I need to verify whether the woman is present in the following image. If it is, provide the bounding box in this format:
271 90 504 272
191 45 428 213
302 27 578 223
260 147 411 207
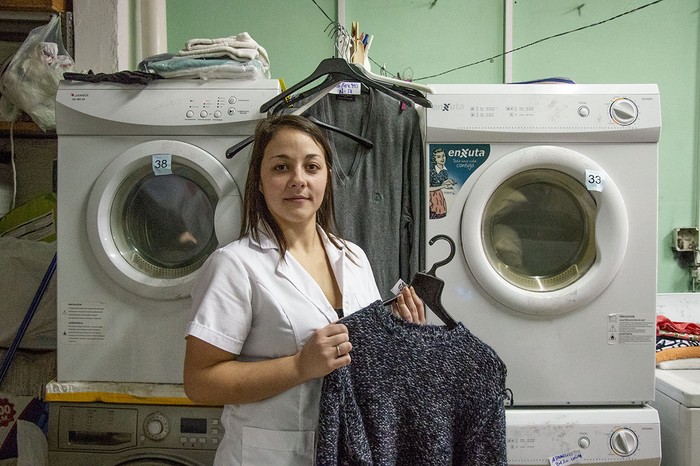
184 115 425 465
429 146 455 219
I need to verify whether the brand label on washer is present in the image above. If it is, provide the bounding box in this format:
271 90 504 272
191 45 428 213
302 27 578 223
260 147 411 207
607 313 654 345
60 302 107 344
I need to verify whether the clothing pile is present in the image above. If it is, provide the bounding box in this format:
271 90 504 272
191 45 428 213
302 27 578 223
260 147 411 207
141 32 270 80
656 314 700 369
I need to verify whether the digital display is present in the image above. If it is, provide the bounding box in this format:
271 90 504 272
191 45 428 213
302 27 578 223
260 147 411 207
180 417 207 434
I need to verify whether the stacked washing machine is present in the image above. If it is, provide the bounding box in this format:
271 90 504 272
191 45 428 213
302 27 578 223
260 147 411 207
51 79 280 464
423 84 662 464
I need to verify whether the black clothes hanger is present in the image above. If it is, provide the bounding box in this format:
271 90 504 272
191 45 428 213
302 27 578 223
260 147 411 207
224 115 373 159
383 234 458 330
268 65 432 114
259 57 414 114
352 65 433 108
307 115 374 149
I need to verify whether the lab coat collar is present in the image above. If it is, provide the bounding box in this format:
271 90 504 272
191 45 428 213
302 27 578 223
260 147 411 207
251 224 345 323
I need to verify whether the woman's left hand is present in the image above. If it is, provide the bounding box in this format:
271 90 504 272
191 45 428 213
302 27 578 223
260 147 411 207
392 286 426 324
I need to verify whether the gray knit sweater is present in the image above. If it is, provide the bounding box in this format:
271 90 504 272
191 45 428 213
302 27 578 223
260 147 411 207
316 301 507 465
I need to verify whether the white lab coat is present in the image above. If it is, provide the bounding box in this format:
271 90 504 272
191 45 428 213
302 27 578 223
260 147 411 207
188 225 381 465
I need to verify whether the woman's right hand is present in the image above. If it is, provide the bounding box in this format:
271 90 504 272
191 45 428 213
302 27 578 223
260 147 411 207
295 323 352 381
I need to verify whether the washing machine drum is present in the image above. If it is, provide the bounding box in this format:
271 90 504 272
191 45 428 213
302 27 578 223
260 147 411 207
116 167 218 278
87 140 241 300
482 168 597 293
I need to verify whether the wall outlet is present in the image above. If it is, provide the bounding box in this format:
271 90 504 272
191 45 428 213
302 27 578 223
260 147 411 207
672 227 699 252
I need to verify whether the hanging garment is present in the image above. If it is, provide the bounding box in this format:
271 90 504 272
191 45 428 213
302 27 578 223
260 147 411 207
316 301 507 465
300 88 424 299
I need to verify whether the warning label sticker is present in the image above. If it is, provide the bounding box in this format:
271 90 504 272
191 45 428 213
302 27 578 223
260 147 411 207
607 313 654 345
61 302 107 344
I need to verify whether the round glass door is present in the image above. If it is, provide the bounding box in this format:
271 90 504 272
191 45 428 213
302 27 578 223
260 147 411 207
482 169 597 292
87 140 239 300
113 165 218 279
461 145 628 316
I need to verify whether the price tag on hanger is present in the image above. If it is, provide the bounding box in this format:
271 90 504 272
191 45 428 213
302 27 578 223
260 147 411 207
152 154 172 176
330 81 362 95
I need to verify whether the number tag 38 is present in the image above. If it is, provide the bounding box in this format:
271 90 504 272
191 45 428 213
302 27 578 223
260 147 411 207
152 154 173 176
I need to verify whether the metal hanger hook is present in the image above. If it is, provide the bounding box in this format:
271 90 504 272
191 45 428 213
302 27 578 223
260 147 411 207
426 234 455 276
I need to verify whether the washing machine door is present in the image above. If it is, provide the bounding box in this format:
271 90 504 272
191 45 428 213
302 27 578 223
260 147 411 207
461 145 628 316
87 140 241 300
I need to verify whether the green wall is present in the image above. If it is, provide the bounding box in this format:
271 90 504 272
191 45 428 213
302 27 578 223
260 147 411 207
167 0 700 293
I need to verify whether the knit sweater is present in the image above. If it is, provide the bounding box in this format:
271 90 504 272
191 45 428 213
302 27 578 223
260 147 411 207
316 301 507 465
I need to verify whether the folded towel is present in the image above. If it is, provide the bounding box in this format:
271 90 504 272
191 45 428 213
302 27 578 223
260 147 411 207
177 32 269 67
656 346 700 363
657 358 700 369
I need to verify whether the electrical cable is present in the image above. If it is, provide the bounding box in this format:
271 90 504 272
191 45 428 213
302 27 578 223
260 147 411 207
310 0 666 82
415 0 666 81
9 120 16 211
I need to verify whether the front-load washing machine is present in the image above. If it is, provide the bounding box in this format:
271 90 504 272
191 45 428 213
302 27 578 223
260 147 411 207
424 84 661 406
48 401 223 465
55 79 280 383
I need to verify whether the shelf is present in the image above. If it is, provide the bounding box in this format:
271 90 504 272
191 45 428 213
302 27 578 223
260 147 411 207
0 120 55 138
0 0 68 13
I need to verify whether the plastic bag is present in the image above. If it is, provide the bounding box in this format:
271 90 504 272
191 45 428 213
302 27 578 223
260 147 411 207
0 15 74 131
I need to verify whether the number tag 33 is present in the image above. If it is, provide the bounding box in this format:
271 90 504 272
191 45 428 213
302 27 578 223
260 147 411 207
585 169 605 192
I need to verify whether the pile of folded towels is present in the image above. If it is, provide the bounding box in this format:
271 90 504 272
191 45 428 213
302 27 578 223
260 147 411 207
143 32 270 80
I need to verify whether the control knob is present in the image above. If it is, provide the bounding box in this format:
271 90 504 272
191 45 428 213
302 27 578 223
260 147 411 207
144 412 170 441
609 98 638 126
610 427 638 456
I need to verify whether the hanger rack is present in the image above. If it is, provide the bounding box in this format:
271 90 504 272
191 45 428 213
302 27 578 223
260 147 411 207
383 234 458 329
259 57 416 114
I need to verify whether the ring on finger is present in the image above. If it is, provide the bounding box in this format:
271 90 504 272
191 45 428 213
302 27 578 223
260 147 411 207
336 344 342 357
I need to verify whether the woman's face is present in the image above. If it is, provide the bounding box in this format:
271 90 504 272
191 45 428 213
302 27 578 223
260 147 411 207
434 150 446 166
259 127 329 230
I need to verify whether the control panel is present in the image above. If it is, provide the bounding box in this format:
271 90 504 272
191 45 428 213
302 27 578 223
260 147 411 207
505 407 660 464
426 84 661 143
55 79 281 133
51 402 224 452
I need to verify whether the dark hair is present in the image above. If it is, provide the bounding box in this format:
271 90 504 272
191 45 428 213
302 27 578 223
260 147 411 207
240 115 347 258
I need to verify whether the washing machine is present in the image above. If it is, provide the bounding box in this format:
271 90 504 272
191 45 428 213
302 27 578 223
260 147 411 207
424 84 661 406
651 369 700 466
55 79 280 383
48 401 223 465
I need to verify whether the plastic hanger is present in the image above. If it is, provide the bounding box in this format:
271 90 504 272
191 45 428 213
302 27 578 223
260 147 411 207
383 234 458 329
259 57 414 114
225 115 373 159
357 65 435 96
226 82 373 159
269 63 433 113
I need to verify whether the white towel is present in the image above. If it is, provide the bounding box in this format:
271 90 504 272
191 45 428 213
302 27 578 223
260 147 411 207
177 32 269 66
